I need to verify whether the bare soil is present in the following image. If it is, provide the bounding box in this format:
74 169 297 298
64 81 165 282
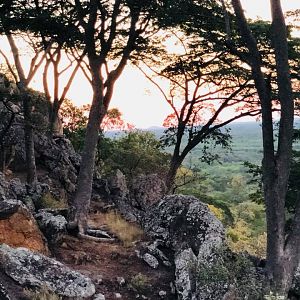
53 211 175 300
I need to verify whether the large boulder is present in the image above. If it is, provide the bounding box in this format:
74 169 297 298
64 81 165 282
0 199 49 254
35 210 67 245
143 194 225 300
0 244 96 298
34 135 80 195
144 194 225 253
129 174 166 210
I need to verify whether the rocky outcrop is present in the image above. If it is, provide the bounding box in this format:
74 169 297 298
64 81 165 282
0 244 96 298
34 135 80 195
143 194 225 300
109 170 143 222
0 199 49 254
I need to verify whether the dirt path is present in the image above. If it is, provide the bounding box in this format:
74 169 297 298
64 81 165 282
53 212 175 300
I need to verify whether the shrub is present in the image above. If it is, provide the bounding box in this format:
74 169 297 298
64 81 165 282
128 273 151 293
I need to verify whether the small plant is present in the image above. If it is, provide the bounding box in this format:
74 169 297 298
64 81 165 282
39 192 67 209
128 273 151 293
24 286 62 300
264 291 286 300
197 261 229 284
104 211 144 247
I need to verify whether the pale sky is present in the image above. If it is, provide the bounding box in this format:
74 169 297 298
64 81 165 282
1 1 299 128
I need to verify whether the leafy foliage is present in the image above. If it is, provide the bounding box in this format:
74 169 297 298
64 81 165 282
100 130 171 181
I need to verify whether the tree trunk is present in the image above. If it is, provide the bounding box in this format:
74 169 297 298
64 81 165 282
71 64 105 233
165 156 183 193
49 99 61 136
265 0 295 296
0 146 5 173
230 0 296 297
22 92 37 186
5 33 37 186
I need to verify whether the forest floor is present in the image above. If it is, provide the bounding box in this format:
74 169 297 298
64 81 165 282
53 207 175 300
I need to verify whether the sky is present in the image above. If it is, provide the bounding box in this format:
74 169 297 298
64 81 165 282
1 1 299 128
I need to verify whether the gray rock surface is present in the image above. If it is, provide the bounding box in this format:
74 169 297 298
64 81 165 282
109 170 143 222
0 283 11 300
94 293 106 300
34 135 80 195
291 265 300 297
144 194 225 253
143 253 159 269
0 244 95 298
35 210 67 244
130 174 166 209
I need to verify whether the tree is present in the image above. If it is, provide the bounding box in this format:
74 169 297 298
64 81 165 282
228 0 297 296
100 130 171 181
66 0 159 233
2 0 85 136
160 0 300 295
10 0 159 233
42 45 84 136
0 73 18 172
137 32 260 191
0 1 48 185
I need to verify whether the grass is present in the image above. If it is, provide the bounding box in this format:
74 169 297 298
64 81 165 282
104 211 144 247
128 273 151 293
24 287 62 300
39 192 68 209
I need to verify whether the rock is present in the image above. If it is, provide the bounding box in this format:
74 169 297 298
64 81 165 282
5 116 80 199
144 194 225 253
94 293 106 300
115 292 122 299
194 250 264 300
6 178 27 201
158 290 167 298
116 276 126 286
130 174 166 209
0 172 7 200
146 240 172 267
95 274 104 285
144 195 225 300
0 244 96 298
34 135 80 195
174 248 197 300
0 283 11 300
35 210 67 245
290 265 300 297
142 253 159 269
0 270 31 300
92 178 110 202
0 199 49 254
109 170 143 222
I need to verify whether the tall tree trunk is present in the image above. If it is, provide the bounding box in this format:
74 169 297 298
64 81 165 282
266 0 295 295
22 92 37 185
0 146 5 173
230 0 296 297
6 33 37 186
49 99 61 136
165 156 183 193
71 64 105 233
